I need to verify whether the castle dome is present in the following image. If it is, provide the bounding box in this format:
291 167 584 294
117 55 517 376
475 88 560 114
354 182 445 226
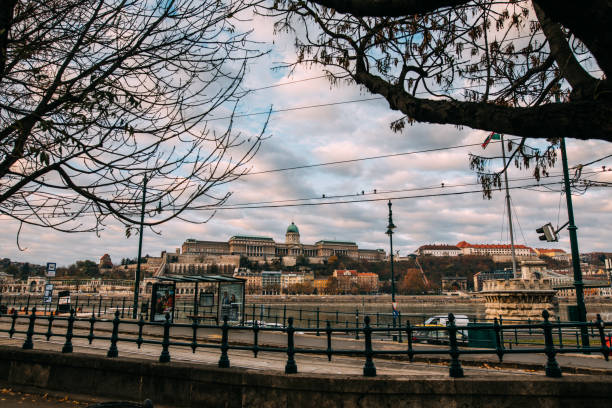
286 222 299 234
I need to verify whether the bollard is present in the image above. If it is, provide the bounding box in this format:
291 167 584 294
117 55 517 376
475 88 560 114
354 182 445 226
87 311 96 344
542 310 562 377
595 314 609 361
159 313 171 363
218 316 230 368
107 310 120 357
62 309 75 353
326 321 332 361
447 313 464 378
285 317 297 374
22 307 37 350
363 316 376 377
46 312 55 341
137 314 145 349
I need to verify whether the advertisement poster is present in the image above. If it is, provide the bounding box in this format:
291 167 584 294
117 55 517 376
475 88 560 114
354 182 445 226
199 292 215 308
151 283 175 322
43 284 54 304
58 290 70 313
219 283 243 322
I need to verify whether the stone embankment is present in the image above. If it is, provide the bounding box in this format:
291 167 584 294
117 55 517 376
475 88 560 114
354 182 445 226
2 347 611 407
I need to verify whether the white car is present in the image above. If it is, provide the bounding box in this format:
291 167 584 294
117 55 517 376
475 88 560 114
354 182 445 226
415 315 469 343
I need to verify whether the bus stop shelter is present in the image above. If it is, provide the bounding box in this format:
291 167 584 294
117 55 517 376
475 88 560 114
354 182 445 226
154 275 245 325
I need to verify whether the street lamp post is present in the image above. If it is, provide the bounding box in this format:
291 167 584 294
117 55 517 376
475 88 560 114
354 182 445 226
132 175 147 319
386 200 397 339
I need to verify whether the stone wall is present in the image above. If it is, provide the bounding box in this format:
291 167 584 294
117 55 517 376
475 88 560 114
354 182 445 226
1 347 611 407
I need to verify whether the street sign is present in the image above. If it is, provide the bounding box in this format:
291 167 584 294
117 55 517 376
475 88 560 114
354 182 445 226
43 283 54 304
46 262 56 277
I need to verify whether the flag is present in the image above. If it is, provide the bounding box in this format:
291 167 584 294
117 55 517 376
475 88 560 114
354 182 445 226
482 132 501 149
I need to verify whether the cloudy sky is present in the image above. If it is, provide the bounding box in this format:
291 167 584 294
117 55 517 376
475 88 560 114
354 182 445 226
1 11 611 267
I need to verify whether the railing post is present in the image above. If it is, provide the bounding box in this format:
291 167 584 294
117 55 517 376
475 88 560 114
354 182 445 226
137 314 145 349
87 310 96 344
22 307 37 350
121 297 126 318
218 316 230 368
355 309 360 340
398 311 403 343
557 316 564 349
406 321 414 362
283 304 287 328
543 310 562 377
494 317 504 362
98 297 102 317
326 321 332 361
447 313 464 378
46 312 55 341
363 316 376 377
285 317 298 374
316 307 320 336
62 309 75 353
191 314 198 353
252 320 259 358
9 308 18 338
159 313 171 363
596 314 609 361
107 310 120 358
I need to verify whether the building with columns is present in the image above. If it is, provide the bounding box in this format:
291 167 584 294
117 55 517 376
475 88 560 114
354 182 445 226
180 222 385 264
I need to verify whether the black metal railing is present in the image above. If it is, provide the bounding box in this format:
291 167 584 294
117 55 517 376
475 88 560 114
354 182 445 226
0 294 609 349
1 308 610 378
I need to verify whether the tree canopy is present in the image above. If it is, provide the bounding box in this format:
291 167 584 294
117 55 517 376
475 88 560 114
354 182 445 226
263 0 611 141
1 0 266 236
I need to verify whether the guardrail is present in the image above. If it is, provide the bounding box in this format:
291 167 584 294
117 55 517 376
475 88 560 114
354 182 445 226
1 308 610 378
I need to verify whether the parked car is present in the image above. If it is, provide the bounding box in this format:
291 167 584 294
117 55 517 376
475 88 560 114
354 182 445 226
414 314 469 343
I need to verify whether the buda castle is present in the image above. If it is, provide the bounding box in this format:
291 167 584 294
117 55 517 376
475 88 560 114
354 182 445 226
179 222 385 266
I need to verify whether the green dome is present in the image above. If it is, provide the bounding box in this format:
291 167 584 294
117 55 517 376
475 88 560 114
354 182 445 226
286 222 299 234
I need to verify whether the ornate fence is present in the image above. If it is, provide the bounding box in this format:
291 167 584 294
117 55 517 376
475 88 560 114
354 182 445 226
1 308 610 378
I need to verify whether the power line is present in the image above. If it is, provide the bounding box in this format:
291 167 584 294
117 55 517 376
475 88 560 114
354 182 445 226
5 178 600 220
245 138 520 176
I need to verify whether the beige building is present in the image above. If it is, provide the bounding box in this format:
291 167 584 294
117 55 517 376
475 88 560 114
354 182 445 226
457 241 535 257
181 222 384 264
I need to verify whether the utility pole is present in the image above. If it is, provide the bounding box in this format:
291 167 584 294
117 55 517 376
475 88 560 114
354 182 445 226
500 135 518 278
560 137 589 347
386 200 397 339
132 175 147 319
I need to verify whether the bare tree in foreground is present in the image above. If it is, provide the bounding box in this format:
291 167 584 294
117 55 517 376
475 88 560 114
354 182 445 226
0 0 267 237
262 1 611 142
